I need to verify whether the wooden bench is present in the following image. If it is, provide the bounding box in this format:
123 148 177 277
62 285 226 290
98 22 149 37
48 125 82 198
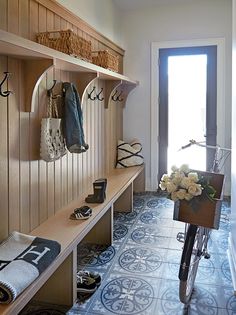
0 165 145 315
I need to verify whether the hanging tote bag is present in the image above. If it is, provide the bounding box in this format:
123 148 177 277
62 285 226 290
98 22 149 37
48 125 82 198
40 93 67 162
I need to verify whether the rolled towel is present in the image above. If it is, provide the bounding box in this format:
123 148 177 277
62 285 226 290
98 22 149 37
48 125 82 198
0 231 61 304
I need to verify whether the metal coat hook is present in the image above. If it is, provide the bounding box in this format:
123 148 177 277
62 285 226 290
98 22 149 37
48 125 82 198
97 88 104 101
47 80 62 99
47 79 57 97
112 90 123 102
111 89 118 101
0 72 12 97
116 90 124 102
88 86 97 101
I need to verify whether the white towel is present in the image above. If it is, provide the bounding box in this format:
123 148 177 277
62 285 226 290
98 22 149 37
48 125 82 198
0 231 61 304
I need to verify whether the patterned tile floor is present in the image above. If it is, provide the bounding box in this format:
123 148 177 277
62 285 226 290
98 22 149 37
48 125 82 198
22 193 234 315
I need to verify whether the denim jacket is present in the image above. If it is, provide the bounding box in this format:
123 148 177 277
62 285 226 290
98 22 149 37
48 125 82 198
62 82 89 153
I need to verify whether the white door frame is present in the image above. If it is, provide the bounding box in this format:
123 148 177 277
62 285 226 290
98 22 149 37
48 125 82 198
150 38 225 190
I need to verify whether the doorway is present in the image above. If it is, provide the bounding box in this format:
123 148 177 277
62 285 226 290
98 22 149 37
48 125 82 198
158 46 217 180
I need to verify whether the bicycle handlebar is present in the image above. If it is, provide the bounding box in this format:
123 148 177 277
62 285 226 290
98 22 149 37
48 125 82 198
179 139 231 152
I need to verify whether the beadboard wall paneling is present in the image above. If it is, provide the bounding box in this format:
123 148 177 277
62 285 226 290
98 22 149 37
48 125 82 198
0 56 9 241
0 0 124 241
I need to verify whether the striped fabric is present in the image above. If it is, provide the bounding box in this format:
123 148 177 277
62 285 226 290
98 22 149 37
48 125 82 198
116 140 144 168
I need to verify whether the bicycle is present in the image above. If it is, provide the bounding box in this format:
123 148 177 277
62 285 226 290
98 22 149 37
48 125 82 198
176 139 231 304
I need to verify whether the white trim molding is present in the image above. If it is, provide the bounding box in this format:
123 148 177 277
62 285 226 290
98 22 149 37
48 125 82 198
151 38 226 191
228 232 236 293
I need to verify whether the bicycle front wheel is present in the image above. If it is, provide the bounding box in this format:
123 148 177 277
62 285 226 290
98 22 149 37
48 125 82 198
179 224 205 304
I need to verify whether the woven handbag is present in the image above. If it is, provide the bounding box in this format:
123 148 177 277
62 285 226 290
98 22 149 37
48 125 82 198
40 94 67 162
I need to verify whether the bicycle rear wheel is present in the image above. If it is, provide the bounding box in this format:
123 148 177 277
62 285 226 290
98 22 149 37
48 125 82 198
179 224 205 304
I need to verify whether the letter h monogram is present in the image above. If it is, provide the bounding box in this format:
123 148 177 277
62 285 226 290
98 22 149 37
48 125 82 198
18 246 50 264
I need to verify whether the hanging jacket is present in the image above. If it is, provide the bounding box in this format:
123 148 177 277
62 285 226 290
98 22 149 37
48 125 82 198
62 82 89 153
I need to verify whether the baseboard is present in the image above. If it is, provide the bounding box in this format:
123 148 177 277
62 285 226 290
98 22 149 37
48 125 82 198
227 233 236 293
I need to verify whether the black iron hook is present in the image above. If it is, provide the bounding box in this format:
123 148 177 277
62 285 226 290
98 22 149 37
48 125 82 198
47 79 57 97
97 88 104 101
111 90 118 101
111 90 123 102
88 86 97 101
116 91 124 102
0 72 12 97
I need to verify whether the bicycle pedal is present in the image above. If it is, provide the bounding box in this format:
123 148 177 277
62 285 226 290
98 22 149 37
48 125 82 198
176 232 185 243
204 253 211 259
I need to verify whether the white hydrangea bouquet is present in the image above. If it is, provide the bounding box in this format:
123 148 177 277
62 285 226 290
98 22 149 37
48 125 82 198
159 164 216 203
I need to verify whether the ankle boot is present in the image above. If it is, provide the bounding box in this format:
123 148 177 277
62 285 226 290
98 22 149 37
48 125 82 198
85 178 107 203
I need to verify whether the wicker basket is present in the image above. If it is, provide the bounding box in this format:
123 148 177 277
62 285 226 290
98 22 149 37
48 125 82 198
173 171 225 229
36 29 92 62
92 50 119 72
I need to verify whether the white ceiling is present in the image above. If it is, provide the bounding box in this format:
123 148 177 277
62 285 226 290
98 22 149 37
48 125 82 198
113 0 194 11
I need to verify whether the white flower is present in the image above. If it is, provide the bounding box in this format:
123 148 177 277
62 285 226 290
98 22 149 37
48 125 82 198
179 164 190 174
172 171 184 185
159 181 167 191
188 172 199 183
171 191 179 201
166 182 177 193
176 189 187 200
161 174 169 182
188 183 202 196
171 165 178 172
181 177 193 189
158 164 212 204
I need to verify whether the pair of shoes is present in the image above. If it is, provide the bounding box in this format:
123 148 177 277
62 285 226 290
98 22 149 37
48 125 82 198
85 178 107 204
70 206 92 220
77 270 101 294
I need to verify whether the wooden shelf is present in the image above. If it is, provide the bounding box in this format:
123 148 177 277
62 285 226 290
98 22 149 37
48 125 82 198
0 30 138 111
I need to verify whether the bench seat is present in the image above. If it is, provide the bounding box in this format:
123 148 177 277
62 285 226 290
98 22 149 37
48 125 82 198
0 165 145 315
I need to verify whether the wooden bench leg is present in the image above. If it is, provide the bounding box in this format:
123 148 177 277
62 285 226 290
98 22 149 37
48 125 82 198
133 167 145 192
33 249 77 306
83 206 113 245
114 183 133 213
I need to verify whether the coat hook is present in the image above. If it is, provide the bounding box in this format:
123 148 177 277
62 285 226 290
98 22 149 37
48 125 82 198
111 90 118 101
0 72 12 97
111 90 123 102
117 91 124 102
97 88 104 101
47 79 57 97
88 86 97 101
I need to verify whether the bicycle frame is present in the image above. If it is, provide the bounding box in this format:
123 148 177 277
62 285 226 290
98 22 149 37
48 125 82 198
177 139 231 304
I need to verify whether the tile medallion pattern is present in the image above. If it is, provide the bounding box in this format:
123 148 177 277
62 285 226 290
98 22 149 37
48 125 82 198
21 194 235 315
101 276 154 314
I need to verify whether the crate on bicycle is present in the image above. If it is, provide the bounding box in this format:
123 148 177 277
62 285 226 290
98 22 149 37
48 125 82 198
159 166 225 229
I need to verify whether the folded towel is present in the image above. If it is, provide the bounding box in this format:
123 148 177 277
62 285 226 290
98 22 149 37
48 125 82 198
0 231 61 304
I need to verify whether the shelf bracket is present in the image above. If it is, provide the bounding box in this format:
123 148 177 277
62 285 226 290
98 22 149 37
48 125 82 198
119 81 137 107
23 59 54 112
104 80 122 108
76 72 98 104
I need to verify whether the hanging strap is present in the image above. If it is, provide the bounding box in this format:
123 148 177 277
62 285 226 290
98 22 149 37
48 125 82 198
47 94 59 118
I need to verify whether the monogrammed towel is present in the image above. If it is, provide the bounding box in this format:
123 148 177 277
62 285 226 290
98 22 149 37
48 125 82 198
0 231 61 304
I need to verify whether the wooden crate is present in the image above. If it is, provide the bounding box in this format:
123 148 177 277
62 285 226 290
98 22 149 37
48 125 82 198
173 171 225 229
92 50 119 72
36 29 92 62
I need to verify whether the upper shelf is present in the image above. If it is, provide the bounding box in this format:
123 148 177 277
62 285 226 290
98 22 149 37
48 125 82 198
0 30 138 90
0 30 138 82
0 30 138 111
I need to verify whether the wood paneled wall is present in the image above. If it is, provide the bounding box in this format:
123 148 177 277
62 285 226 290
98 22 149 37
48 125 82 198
0 0 124 241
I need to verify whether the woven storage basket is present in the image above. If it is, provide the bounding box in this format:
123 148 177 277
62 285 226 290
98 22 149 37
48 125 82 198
92 50 119 72
173 171 224 229
36 29 92 62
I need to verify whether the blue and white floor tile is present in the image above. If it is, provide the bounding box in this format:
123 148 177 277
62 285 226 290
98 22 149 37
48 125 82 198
21 194 235 314
69 194 234 315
